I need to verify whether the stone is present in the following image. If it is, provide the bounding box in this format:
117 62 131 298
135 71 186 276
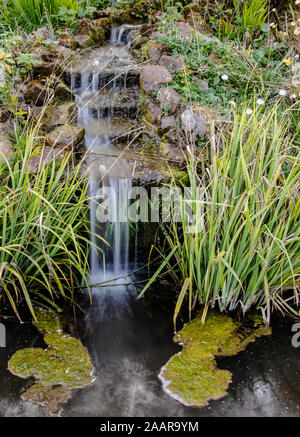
24 81 49 106
75 34 95 49
48 102 77 129
32 62 60 79
181 106 214 141
158 55 185 72
26 147 65 174
47 125 85 149
160 115 176 132
148 43 169 63
160 142 185 164
93 9 122 19
176 22 196 39
149 31 163 40
54 82 73 101
145 99 162 124
140 65 173 93
0 131 14 163
58 34 78 50
157 87 181 113
28 27 50 43
76 18 105 45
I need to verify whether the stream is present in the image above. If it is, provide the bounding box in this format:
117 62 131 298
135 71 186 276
0 26 299 418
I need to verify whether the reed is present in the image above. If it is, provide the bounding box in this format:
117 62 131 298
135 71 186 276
0 123 95 319
141 104 300 326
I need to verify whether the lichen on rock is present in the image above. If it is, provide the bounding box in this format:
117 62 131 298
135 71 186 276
8 307 95 416
159 311 271 408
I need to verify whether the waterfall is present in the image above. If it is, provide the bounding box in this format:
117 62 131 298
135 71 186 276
71 27 140 290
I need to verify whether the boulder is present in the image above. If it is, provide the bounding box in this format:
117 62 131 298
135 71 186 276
157 87 181 113
26 148 65 174
145 99 162 124
24 81 49 106
158 55 185 72
181 106 216 141
140 65 173 93
48 102 77 129
47 126 85 149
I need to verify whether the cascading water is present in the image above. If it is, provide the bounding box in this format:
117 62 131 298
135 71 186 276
72 26 140 291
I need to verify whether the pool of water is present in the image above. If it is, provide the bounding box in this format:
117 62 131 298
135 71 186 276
0 284 299 417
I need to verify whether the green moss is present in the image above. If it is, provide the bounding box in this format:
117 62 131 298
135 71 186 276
8 308 95 415
160 311 271 407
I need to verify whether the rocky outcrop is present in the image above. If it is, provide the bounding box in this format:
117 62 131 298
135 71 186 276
47 126 85 149
140 65 173 93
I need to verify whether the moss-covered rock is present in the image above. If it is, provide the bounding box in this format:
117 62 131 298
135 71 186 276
8 308 95 415
159 311 271 407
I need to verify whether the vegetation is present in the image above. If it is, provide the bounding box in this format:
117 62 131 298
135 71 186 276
141 104 300 324
0 124 93 319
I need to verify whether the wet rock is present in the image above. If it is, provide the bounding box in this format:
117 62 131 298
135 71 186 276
24 80 49 106
58 34 78 50
181 106 215 141
157 87 181 113
148 43 170 63
160 115 176 132
54 82 73 101
93 9 122 19
47 125 85 149
158 55 185 72
48 102 77 129
26 147 65 174
32 62 60 79
140 65 173 93
145 99 162 124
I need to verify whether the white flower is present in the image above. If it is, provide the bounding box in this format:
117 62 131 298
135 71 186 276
257 98 265 106
221 74 228 81
290 94 297 100
295 54 299 60
246 108 253 115
229 100 236 107
279 89 287 96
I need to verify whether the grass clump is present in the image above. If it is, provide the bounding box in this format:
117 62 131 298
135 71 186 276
0 124 94 319
141 104 300 324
